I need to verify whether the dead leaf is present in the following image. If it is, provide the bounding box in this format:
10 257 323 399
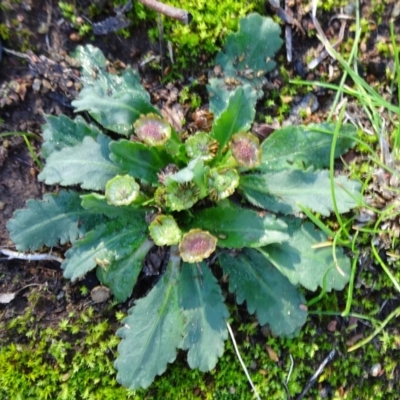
327 320 337 332
0 283 40 304
162 104 184 132
265 345 279 362
0 292 16 304
346 333 363 347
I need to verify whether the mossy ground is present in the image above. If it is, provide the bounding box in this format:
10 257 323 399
1 284 399 399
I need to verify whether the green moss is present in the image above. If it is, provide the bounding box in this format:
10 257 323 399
1 288 399 400
0 23 10 40
139 0 264 75
161 0 263 56
179 82 202 110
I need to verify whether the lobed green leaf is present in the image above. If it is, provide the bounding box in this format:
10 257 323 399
219 248 307 336
240 169 361 216
257 218 351 291
97 238 155 302
211 86 255 155
6 191 104 251
62 217 147 281
73 45 147 94
115 251 183 389
80 193 147 219
208 79 257 118
209 14 282 114
38 134 120 191
189 201 288 248
41 114 101 158
110 139 172 184
259 123 357 171
178 263 228 371
72 45 158 135
72 88 158 136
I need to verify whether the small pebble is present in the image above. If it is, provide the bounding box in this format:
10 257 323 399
69 32 82 42
370 363 382 377
90 286 111 303
0 201 5 211
290 93 319 116
32 78 41 92
56 290 65 300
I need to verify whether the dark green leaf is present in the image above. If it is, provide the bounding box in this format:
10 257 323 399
7 191 103 251
72 87 158 136
207 14 282 115
73 45 147 94
41 115 101 158
207 79 257 118
73 44 107 73
189 201 288 248
259 123 357 171
178 263 228 371
80 193 146 219
38 134 120 191
72 45 158 136
115 252 183 389
164 129 187 162
240 169 361 216
219 248 307 336
97 238 154 302
216 14 282 81
257 218 351 291
211 86 256 153
62 217 147 281
209 14 282 113
110 139 172 184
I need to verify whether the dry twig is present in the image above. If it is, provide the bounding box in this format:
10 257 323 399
138 0 192 24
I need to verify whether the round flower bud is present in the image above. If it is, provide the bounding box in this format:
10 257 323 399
179 229 218 263
105 175 140 206
208 168 239 201
149 215 182 246
229 132 261 168
133 113 171 146
185 131 218 161
165 182 200 211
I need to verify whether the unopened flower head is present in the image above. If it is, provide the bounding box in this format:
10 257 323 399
105 175 140 206
229 132 261 168
185 131 218 161
165 182 200 211
133 113 171 146
179 229 218 263
149 215 182 246
208 168 239 201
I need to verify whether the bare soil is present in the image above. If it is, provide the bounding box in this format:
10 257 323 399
1 0 400 397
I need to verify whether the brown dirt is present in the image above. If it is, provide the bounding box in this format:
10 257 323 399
0 0 160 321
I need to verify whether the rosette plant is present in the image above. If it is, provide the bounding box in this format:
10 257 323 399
7 14 361 389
